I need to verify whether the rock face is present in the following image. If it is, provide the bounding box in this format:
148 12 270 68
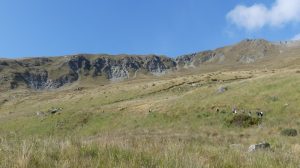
11 70 78 90
1 54 177 90
176 51 219 68
91 55 176 80
248 142 271 152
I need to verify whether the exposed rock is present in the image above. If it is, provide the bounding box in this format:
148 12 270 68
145 56 170 75
19 70 48 89
239 55 257 63
48 107 63 114
248 142 271 152
68 55 91 74
12 70 78 90
176 51 218 68
74 87 84 91
45 73 79 89
108 66 130 81
217 86 228 93
176 53 196 68
92 55 176 79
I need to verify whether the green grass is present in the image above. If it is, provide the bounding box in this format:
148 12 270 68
1 69 300 167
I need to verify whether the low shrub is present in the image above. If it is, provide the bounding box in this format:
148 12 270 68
281 128 298 137
226 114 261 128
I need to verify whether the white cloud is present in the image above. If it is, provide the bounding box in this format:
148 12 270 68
227 4 268 31
227 0 300 31
292 34 300 41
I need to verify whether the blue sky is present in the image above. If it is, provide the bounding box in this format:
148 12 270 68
0 0 300 58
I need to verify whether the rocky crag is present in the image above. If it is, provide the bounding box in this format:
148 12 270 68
0 55 177 90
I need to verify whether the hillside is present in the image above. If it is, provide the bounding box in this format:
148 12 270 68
1 39 300 167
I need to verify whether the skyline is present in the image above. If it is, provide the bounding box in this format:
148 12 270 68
0 0 300 58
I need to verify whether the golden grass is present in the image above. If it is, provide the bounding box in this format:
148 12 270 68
1 133 299 168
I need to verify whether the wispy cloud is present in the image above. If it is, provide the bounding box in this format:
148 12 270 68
227 0 300 31
291 33 300 41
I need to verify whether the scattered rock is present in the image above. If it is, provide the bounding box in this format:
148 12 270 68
74 87 84 91
281 128 298 137
248 142 271 152
217 86 228 93
48 107 63 114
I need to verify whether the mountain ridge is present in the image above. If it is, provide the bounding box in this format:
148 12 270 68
1 39 299 90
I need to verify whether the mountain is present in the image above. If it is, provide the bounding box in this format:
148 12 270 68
1 39 300 91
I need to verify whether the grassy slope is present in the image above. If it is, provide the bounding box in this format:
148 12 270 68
0 67 300 167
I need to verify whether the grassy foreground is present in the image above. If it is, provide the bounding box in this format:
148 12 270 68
1 134 299 168
0 68 300 167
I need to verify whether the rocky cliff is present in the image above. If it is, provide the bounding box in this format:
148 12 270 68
0 55 177 90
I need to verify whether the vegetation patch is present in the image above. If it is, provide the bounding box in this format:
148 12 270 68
281 128 298 137
225 114 261 127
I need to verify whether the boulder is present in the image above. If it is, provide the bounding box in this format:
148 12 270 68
48 107 63 114
217 86 228 93
248 142 270 152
